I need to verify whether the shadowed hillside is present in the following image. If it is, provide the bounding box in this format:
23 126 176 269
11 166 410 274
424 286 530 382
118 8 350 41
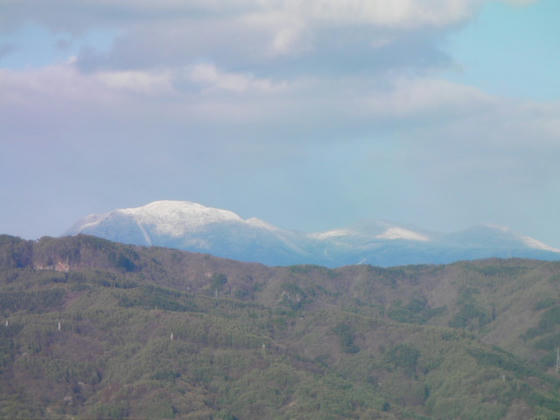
1 234 560 419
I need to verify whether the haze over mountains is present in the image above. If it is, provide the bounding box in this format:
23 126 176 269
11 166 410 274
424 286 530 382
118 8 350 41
68 200 560 267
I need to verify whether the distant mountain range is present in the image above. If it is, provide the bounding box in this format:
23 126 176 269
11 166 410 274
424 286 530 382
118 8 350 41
67 200 560 267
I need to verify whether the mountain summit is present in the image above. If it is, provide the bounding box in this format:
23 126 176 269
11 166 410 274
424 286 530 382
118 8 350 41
67 200 560 267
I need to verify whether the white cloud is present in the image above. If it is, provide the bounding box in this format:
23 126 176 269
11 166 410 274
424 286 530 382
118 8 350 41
254 0 478 28
501 0 538 5
1 0 540 67
1 59 558 147
187 63 289 93
0 61 299 131
1 0 481 28
237 0 483 55
271 25 304 55
362 77 496 117
95 70 174 95
0 0 485 61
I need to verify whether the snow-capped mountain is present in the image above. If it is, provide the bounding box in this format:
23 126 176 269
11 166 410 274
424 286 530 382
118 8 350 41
66 201 311 266
67 200 560 267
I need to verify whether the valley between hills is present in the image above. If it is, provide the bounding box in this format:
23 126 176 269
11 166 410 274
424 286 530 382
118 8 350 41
2 234 560 419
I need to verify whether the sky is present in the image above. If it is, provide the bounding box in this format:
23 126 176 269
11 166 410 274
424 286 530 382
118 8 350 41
1 0 560 246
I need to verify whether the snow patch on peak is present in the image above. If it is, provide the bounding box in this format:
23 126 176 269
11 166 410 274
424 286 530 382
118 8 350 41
246 217 279 231
122 200 240 218
67 213 107 234
77 214 106 230
483 224 511 233
119 200 243 237
376 227 430 242
521 236 560 253
310 229 355 240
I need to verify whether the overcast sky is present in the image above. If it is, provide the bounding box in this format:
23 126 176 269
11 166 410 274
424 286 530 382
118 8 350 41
1 0 560 246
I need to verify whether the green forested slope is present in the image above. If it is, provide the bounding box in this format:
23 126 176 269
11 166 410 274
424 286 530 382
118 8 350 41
1 234 560 419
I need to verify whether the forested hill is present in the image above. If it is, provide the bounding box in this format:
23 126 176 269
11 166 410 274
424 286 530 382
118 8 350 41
2 234 560 419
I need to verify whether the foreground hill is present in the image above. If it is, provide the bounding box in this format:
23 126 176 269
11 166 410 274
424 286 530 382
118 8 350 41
67 200 560 267
2 234 560 418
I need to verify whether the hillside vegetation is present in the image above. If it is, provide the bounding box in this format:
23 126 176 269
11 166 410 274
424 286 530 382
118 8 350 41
1 234 560 419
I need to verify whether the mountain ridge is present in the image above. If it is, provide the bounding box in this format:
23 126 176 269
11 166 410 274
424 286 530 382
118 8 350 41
2 233 560 418
67 200 560 267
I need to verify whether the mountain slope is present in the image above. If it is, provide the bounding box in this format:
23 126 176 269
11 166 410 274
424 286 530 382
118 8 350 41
67 201 314 266
2 234 560 418
68 200 560 267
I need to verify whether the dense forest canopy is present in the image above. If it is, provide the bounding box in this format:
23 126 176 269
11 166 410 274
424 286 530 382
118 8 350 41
1 234 560 419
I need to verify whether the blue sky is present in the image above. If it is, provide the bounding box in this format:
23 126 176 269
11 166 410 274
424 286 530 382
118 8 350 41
444 0 560 100
1 0 560 247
